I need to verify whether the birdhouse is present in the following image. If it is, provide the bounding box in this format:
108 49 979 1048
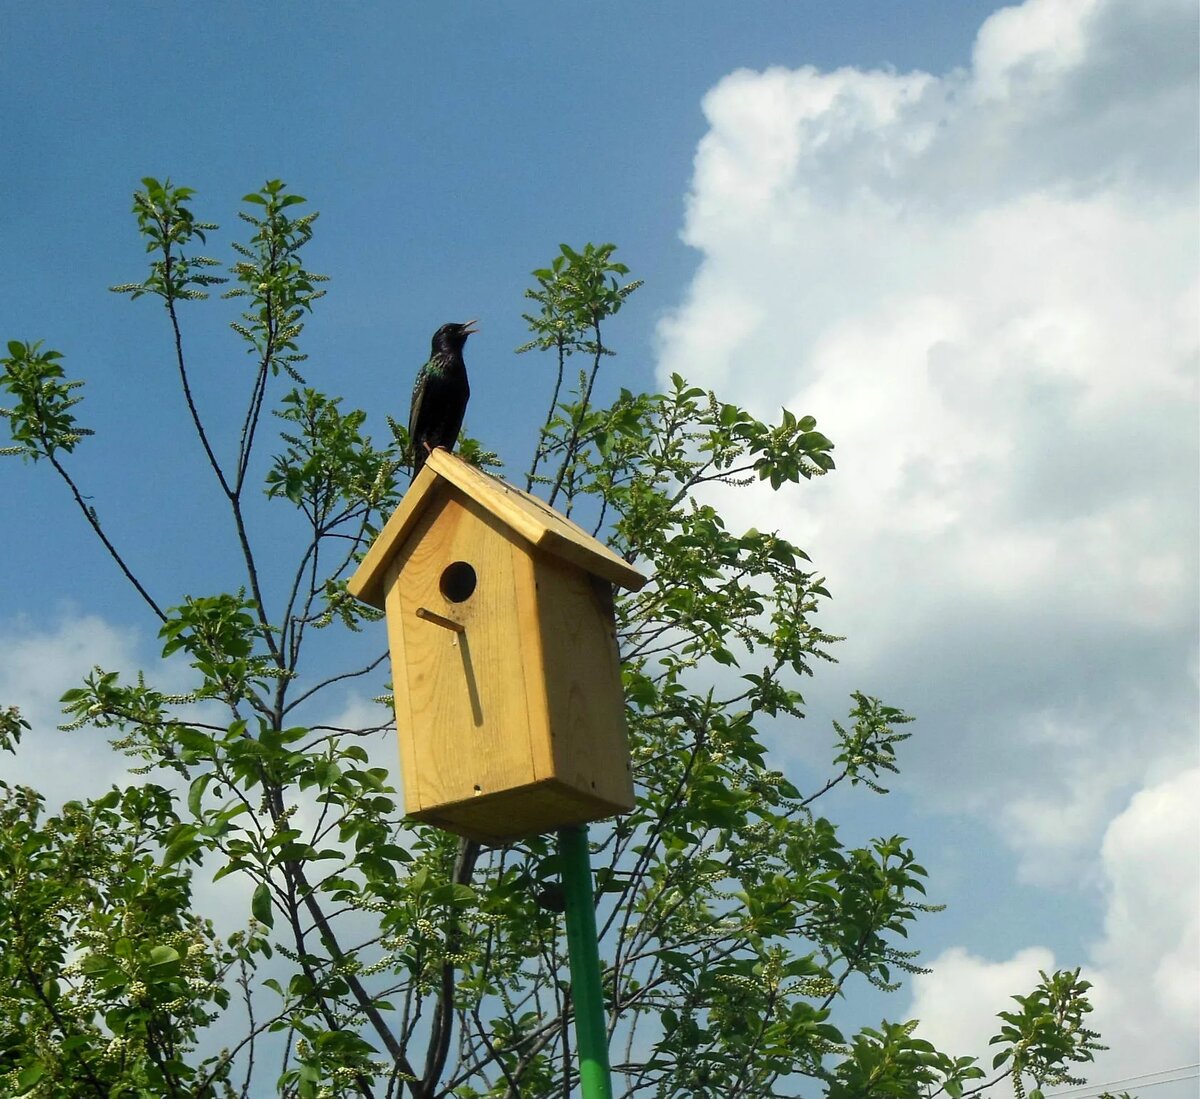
348 448 647 843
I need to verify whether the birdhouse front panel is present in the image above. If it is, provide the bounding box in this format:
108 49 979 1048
386 488 541 815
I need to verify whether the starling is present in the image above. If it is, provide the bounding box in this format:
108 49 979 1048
409 320 478 477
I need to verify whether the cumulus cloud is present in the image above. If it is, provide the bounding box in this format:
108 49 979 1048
0 610 229 811
0 611 148 805
1088 767 1200 1067
909 768 1200 1095
657 0 1198 877
908 945 1056 1069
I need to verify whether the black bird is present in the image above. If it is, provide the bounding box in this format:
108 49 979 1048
409 320 478 476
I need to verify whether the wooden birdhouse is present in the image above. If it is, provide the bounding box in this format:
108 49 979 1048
348 448 647 843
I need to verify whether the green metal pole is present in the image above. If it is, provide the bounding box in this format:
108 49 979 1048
558 824 614 1099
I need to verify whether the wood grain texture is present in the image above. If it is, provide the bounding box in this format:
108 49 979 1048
395 490 537 812
425 450 647 591
348 460 440 607
383 555 422 816
348 449 647 607
512 545 555 781
534 557 635 810
413 778 633 844
357 453 641 839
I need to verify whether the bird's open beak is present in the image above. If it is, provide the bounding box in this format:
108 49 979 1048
461 319 480 336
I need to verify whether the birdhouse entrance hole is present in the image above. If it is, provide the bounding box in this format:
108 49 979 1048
440 561 477 603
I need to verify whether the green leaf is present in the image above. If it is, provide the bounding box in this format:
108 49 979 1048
163 832 200 867
15 1064 45 1090
187 772 212 817
80 953 113 976
148 945 180 967
252 881 274 927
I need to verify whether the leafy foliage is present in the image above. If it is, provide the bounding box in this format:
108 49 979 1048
0 180 1122 1098
0 780 243 1098
990 969 1110 1099
0 341 92 461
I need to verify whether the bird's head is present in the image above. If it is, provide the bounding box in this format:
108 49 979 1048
431 320 479 355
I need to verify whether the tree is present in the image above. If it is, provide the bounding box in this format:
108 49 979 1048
0 179 1126 1099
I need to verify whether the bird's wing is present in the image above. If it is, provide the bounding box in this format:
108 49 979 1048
409 361 430 444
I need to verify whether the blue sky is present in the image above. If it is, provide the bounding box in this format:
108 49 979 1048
2 3 986 603
2 3 1197 1096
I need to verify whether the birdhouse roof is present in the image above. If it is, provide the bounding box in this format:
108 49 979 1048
348 448 648 608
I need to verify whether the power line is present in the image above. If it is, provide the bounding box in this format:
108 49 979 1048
1044 1062 1200 1097
1047 1076 1198 1097
1046 1062 1198 1092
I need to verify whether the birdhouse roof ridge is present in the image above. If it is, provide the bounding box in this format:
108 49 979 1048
348 448 647 608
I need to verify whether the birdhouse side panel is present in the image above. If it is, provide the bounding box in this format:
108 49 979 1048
395 492 541 813
533 556 635 813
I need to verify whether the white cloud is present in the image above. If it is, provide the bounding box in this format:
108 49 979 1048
909 769 1200 1095
657 0 1198 876
970 0 1092 100
1088 767 1200 1054
908 945 1056 1068
0 611 146 804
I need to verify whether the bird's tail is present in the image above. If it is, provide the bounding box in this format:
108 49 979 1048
411 447 427 478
